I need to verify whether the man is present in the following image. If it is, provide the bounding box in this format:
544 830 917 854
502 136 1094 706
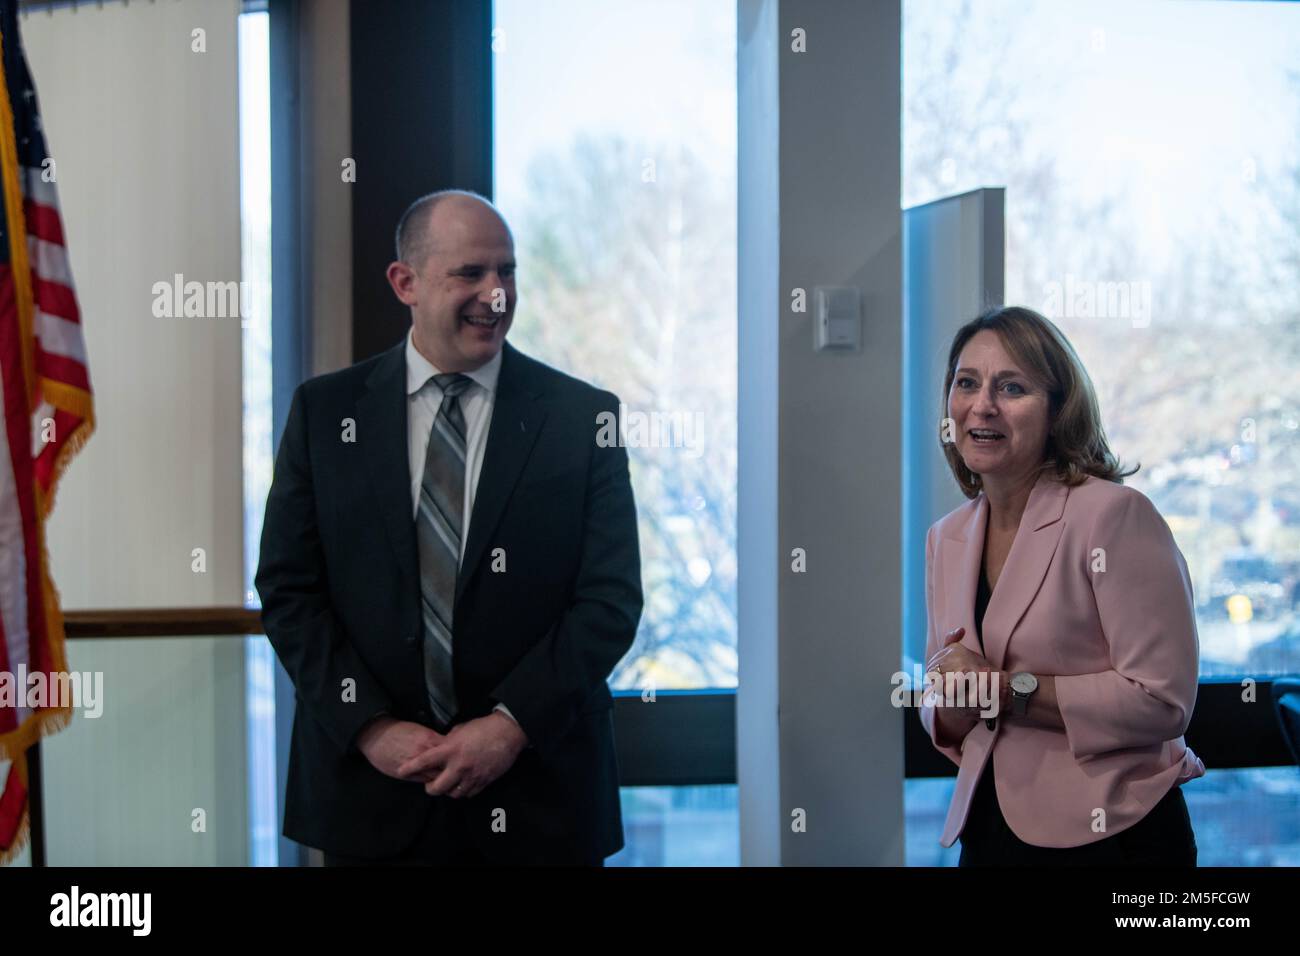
255 190 643 866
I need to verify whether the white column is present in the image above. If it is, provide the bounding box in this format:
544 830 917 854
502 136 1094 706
738 0 904 865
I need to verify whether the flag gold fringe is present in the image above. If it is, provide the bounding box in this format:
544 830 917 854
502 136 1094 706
33 399 95 521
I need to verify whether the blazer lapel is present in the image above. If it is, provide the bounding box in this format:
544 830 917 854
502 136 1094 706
455 341 547 604
939 470 1070 670
356 342 418 580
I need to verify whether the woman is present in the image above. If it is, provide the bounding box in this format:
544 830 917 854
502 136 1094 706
918 305 1204 866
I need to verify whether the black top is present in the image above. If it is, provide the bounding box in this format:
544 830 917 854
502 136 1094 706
975 562 996 734
975 561 992 655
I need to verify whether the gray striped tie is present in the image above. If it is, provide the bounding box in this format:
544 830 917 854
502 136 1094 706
417 372 474 730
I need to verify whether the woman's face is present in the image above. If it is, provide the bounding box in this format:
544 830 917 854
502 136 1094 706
947 330 1051 482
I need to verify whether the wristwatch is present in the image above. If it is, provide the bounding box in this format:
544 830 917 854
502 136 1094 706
1009 672 1039 717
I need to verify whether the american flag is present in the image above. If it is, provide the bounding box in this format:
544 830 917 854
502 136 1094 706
0 0 94 865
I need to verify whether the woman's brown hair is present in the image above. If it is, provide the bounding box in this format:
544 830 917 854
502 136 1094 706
940 305 1138 498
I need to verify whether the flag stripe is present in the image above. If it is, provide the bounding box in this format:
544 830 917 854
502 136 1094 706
34 347 89 392
0 760 27 850
31 271 77 323
26 234 72 289
0 264 42 736
21 196 62 245
0 412 19 693
33 308 87 364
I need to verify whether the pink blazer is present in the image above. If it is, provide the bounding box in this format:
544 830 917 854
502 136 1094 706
919 470 1206 849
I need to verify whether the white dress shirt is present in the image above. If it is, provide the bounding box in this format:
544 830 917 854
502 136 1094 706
405 329 518 726
405 329 501 552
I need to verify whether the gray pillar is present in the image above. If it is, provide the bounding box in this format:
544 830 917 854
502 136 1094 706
738 0 904 865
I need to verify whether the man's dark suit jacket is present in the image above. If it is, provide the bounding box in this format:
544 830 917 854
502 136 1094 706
254 337 643 864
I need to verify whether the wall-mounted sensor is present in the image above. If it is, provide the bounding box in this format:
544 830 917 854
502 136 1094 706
814 286 861 352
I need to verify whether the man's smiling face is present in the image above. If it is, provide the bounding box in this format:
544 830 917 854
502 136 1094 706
387 195 517 373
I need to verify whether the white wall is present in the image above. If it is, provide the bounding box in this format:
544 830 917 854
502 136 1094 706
19 0 246 865
739 0 905 864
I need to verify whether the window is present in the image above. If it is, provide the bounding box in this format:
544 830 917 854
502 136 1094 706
609 785 739 866
492 0 739 866
238 7 276 868
492 0 738 692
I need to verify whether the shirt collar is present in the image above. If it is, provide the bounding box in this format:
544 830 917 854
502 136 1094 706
405 327 503 397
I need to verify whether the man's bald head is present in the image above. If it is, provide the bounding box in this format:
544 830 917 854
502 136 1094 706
386 188 517 373
394 189 512 268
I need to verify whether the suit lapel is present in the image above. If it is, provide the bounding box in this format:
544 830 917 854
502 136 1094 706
357 342 418 579
455 340 548 604
939 470 1070 670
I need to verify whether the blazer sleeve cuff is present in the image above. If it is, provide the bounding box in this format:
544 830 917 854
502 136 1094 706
1055 671 1189 758
919 698 966 767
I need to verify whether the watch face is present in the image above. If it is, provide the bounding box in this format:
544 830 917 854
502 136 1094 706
1011 672 1038 694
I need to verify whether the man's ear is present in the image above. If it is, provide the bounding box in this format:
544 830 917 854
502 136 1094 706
385 260 418 305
